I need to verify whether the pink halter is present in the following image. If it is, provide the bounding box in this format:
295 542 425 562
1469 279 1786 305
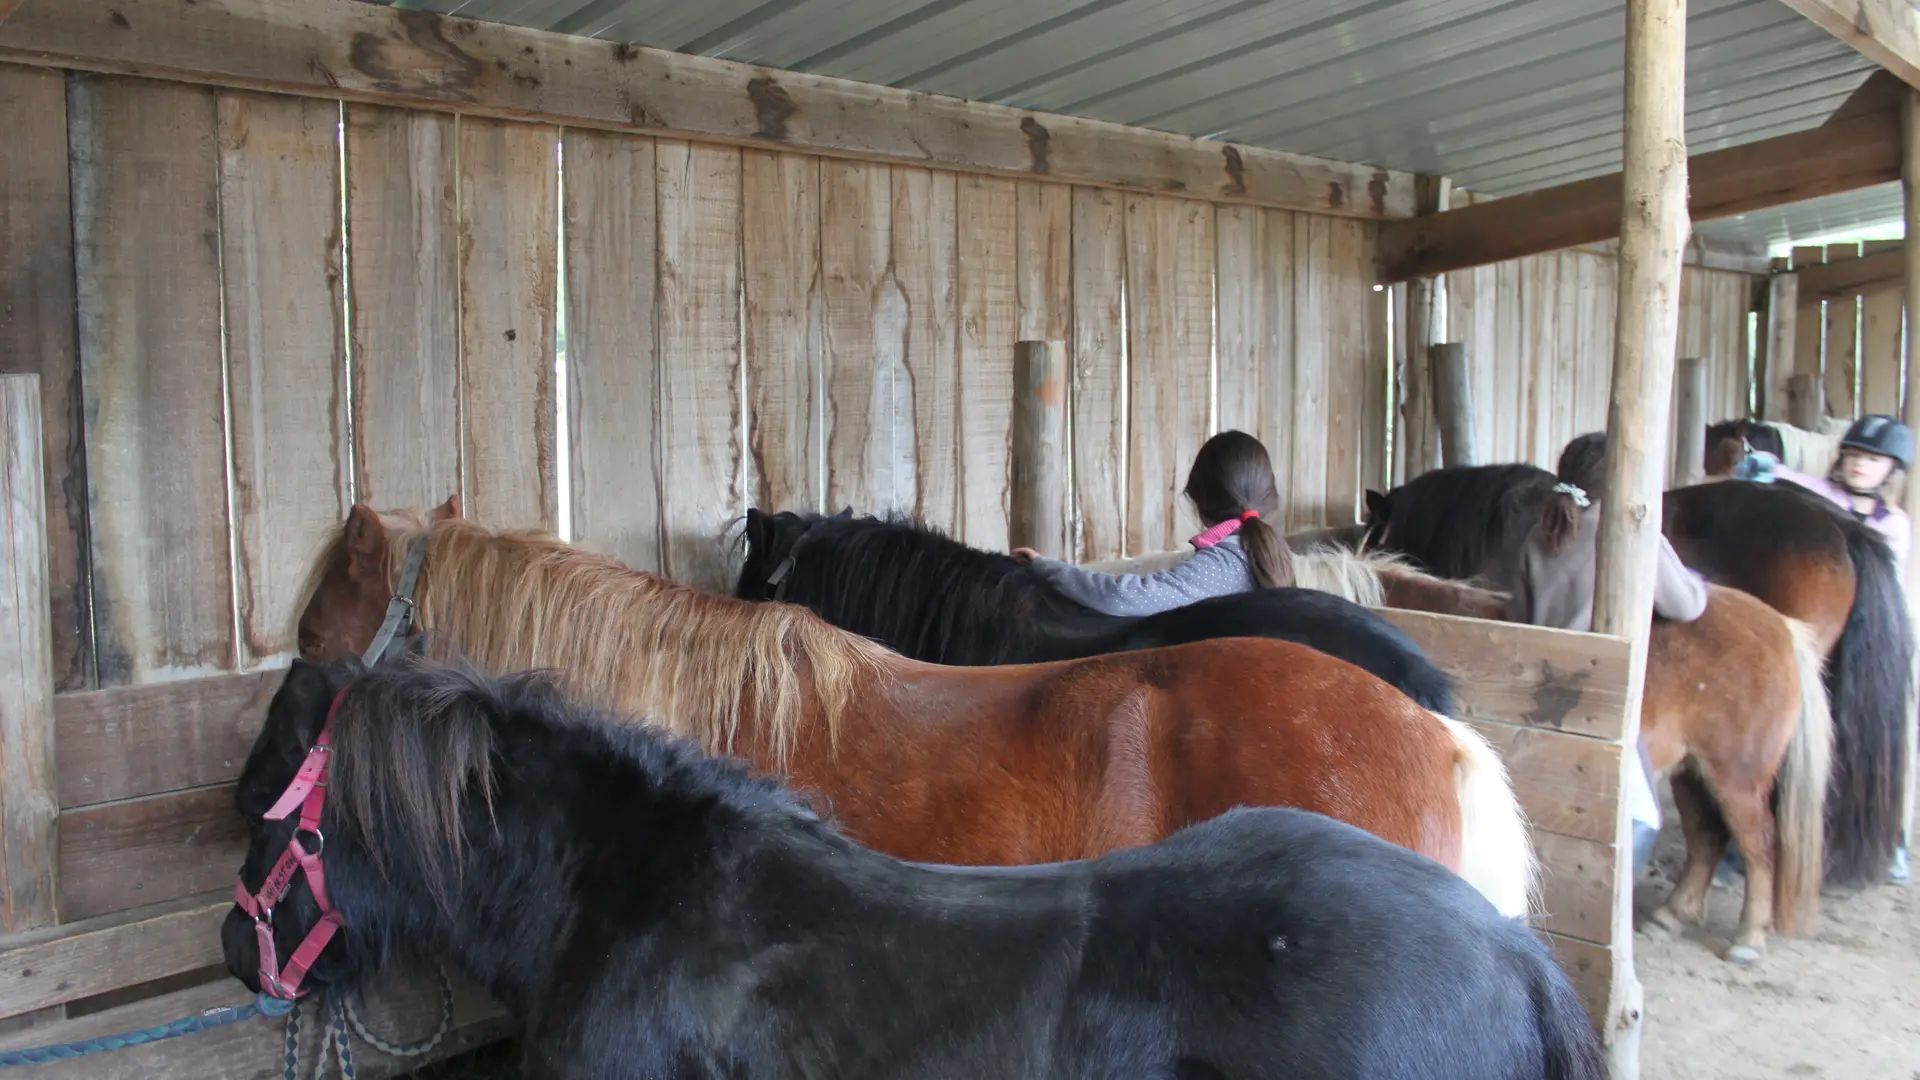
1190 510 1260 550
233 686 350 999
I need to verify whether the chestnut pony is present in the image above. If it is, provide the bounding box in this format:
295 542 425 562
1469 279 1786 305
293 499 1538 917
1361 463 1911 891
1261 546 1833 960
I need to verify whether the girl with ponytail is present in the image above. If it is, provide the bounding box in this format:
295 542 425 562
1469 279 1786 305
1011 430 1294 616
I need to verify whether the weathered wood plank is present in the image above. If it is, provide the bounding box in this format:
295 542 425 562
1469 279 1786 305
1009 340 1068 558
1533 829 1615 947
1289 214 1332 529
742 148 822 516
1015 181 1071 343
460 116 557 529
1823 243 1861 420
1216 208 1296 483
956 173 1016 549
0 892 224 1019
1376 113 1899 282
1124 195 1211 552
70 74 234 685
346 104 462 512
0 0 1417 221
1321 217 1371 523
1548 932 1613 1032
0 964 511 1079
1797 244 1903 299
563 127 663 570
0 374 56 931
58 785 246 921
54 669 279 808
822 160 908 519
1463 718 1624 846
0 64 91 693
1792 246 1828 418
1070 187 1126 562
893 167 960 533
1361 242 1390 499
1375 608 1632 741
217 89 348 667
655 140 741 590
1858 239 1904 416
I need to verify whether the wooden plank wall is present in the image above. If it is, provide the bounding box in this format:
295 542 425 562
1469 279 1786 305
1440 250 1755 473
0 62 1397 935
1770 240 1907 422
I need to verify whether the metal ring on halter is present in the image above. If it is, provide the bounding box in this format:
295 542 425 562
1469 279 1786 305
295 827 325 857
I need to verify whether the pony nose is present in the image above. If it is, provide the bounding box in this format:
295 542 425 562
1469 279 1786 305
220 905 264 992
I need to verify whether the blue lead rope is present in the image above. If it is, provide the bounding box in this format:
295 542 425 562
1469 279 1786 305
0 993 296 1067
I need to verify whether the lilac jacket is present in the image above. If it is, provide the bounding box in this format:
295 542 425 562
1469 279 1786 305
1740 452 1911 578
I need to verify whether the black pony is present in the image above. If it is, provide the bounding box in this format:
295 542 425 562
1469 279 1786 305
733 508 1456 714
1360 464 1914 887
225 654 1605 1080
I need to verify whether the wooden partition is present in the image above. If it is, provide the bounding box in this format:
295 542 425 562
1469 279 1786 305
1766 240 1907 424
1378 609 1633 1026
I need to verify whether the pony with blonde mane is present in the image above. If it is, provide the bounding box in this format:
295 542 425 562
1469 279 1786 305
296 499 1539 918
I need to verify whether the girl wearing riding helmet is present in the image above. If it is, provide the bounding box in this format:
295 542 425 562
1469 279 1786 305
1734 412 1914 883
1010 429 1294 615
1733 413 1912 579
1508 432 1712 877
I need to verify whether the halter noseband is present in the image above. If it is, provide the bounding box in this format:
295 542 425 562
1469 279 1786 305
235 532 430 999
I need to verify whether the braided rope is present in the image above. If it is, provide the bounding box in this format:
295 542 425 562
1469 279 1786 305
344 965 455 1058
0 993 295 1068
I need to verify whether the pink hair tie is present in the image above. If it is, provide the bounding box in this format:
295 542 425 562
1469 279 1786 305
1240 510 1259 521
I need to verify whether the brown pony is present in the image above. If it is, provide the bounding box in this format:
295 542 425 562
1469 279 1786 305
294 499 1539 917
1281 548 1832 961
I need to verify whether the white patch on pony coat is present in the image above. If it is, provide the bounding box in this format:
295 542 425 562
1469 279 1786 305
1432 711 1540 920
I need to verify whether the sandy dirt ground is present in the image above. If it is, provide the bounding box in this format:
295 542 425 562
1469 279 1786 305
1635 822 1920 1080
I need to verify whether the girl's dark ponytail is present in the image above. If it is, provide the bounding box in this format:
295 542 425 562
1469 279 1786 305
1237 513 1295 589
1538 432 1608 555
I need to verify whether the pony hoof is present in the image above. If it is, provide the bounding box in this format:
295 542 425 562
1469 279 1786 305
1726 944 1764 965
1643 908 1685 937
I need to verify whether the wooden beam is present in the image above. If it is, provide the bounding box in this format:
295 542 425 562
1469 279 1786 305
0 0 1415 220
0 373 57 933
1797 244 1905 298
0 891 224 1020
1780 0 1920 92
1009 341 1068 558
1592 0 1688 1070
1398 175 1452 480
1829 69 1908 124
1377 112 1898 282
1762 272 1801 421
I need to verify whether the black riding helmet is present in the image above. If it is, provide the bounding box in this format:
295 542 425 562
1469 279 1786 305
1839 414 1914 471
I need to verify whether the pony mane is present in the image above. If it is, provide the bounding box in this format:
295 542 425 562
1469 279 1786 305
333 514 890 767
325 658 818 914
1374 464 1557 580
747 512 1098 661
1290 546 1408 606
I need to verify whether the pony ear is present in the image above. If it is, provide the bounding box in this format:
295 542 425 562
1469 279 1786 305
1363 489 1388 520
832 506 853 520
345 504 388 563
431 493 463 521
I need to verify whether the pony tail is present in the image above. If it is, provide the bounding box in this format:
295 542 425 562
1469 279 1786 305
1538 494 1580 555
1239 515 1296 589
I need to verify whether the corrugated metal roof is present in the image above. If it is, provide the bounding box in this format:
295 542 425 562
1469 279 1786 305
383 0 1893 246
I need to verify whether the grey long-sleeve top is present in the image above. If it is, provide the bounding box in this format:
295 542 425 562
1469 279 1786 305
1025 536 1255 616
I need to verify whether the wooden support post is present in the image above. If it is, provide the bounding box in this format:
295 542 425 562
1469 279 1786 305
1898 88 1920 861
0 373 58 932
1010 340 1069 558
1431 342 1476 467
1592 0 1688 1074
1763 271 1800 422
1673 357 1707 486
1398 176 1452 480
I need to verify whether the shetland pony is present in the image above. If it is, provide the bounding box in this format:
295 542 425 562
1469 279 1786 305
730 508 1457 713
294 501 1538 916
1257 546 1834 956
224 656 1607 1080
1360 463 1911 888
